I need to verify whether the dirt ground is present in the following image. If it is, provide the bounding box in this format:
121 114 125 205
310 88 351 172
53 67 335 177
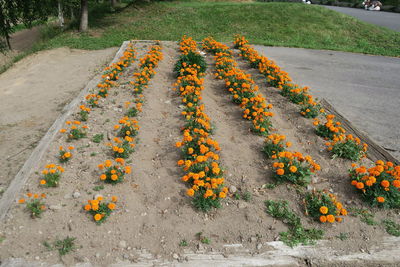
0 41 398 266
0 47 118 197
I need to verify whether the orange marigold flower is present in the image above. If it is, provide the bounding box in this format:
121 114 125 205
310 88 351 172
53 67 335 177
108 203 116 210
94 214 102 221
326 214 335 223
376 196 385 203
381 180 390 188
18 198 25 204
187 188 195 197
319 215 327 223
111 196 118 202
319 206 328 214
276 169 284 175
356 182 364 189
289 166 297 173
84 204 91 211
40 179 46 185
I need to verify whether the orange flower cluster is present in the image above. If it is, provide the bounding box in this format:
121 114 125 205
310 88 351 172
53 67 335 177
263 134 291 159
85 94 101 108
325 134 368 161
18 192 47 218
60 120 88 140
114 116 139 138
179 35 198 55
234 35 321 118
106 136 135 159
202 37 273 136
272 151 320 186
79 104 91 121
350 161 400 208
40 164 65 187
59 145 74 163
305 190 347 224
83 195 118 224
98 158 131 184
314 114 346 140
174 36 228 211
131 44 163 95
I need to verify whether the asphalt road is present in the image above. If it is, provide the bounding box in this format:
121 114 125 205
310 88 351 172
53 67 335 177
324 6 400 32
253 45 400 160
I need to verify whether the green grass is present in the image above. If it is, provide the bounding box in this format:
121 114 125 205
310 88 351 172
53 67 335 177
39 1 400 57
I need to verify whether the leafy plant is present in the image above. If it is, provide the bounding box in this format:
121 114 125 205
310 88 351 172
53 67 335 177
174 51 207 76
54 236 76 256
327 134 367 161
349 207 378 225
179 239 188 247
39 164 64 187
336 232 349 241
265 200 324 247
196 232 210 244
300 103 321 119
84 196 118 224
92 133 104 143
272 151 320 186
304 190 347 223
350 161 400 209
382 219 400 237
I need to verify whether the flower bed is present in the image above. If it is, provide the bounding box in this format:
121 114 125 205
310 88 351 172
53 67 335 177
174 36 228 212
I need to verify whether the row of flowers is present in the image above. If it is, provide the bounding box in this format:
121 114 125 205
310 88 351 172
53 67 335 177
233 35 368 162
19 43 164 223
174 36 228 212
203 36 346 223
19 43 137 220
87 43 163 223
234 35 400 209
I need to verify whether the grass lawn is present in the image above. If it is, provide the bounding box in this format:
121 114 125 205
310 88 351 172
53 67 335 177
38 1 400 57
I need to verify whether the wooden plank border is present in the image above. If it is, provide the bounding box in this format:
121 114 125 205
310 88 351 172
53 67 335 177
320 99 399 165
0 41 131 221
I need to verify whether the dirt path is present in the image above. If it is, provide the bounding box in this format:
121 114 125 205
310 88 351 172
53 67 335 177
10 26 43 51
0 47 117 197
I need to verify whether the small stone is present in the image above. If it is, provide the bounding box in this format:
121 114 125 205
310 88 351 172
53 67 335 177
95 253 101 258
73 191 81 199
107 131 112 140
164 100 171 104
49 205 62 210
35 256 40 260
119 240 127 249
229 185 237 194
172 253 179 260
123 254 130 260
238 202 247 209
256 243 262 250
250 236 257 243
197 243 205 251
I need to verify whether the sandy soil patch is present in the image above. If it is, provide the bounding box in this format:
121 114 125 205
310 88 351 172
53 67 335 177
0 47 117 196
0 41 398 266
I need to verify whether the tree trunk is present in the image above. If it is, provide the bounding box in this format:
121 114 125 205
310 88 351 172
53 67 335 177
110 0 117 8
5 34 11 50
70 6 75 21
58 0 64 28
79 0 88 32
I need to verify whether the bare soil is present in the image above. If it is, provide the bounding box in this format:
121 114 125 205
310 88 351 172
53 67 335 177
0 41 398 266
